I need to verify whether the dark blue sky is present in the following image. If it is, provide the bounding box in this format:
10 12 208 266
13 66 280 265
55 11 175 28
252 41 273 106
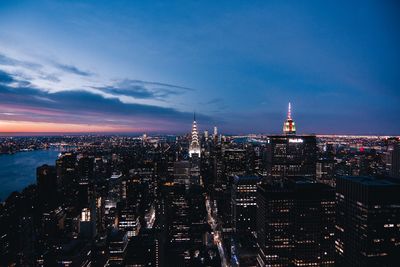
0 0 399 134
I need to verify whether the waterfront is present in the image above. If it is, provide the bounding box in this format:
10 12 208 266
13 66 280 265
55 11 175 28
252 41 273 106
0 149 60 201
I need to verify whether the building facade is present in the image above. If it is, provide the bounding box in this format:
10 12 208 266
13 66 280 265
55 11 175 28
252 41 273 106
335 176 400 266
257 178 335 266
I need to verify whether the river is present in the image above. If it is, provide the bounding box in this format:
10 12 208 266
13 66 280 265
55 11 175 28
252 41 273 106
0 149 60 201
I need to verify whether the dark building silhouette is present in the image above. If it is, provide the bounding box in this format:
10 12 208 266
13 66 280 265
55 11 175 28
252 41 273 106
266 135 317 180
335 176 400 266
56 152 77 189
224 148 247 177
36 164 58 211
231 175 260 234
257 178 335 266
107 229 129 266
77 156 94 183
387 138 400 178
231 176 261 266
316 157 336 187
124 229 164 267
3 119 400 266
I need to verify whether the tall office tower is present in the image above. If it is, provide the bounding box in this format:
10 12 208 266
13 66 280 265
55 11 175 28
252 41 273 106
316 158 335 187
231 176 261 266
224 148 247 177
212 144 224 185
213 126 218 141
189 113 201 158
161 183 191 264
232 175 260 234
204 130 209 140
78 207 95 239
37 164 58 211
56 152 77 190
387 138 400 178
266 103 317 180
124 229 165 267
283 102 296 135
190 154 201 186
107 229 129 266
266 135 316 179
118 207 141 238
173 160 191 186
335 176 400 266
77 156 94 182
257 178 335 267
159 183 210 266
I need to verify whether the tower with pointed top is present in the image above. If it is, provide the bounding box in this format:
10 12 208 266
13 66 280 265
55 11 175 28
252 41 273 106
283 102 296 135
189 113 201 157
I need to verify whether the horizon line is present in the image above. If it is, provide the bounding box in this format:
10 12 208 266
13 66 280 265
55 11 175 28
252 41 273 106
0 131 399 138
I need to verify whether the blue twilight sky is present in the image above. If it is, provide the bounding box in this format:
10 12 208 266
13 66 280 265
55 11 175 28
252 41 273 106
0 0 399 135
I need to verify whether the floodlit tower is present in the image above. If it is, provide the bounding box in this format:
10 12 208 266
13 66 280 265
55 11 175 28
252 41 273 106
283 102 296 135
189 113 201 157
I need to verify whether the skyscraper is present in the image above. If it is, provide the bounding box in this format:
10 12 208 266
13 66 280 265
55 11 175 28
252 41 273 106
267 103 317 180
231 176 261 266
37 164 58 211
283 102 296 135
387 138 400 178
335 176 400 266
232 175 260 234
189 113 201 158
256 178 335 266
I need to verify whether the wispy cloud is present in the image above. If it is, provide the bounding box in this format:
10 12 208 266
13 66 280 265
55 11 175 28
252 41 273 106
95 79 192 101
0 53 42 69
126 79 195 91
201 97 223 105
0 53 190 107
54 63 92 76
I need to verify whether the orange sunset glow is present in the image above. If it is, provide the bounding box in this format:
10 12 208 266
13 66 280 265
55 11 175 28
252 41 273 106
0 120 135 133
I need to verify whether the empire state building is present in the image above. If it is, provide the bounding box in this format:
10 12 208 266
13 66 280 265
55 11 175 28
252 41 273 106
283 102 296 135
189 113 201 158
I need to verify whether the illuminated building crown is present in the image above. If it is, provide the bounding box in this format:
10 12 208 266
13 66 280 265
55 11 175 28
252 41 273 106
189 113 201 157
283 102 296 135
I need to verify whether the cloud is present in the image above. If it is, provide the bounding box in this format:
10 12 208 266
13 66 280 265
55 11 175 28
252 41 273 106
39 73 60 83
126 79 194 91
202 97 223 105
97 84 154 99
55 63 92 76
0 53 42 69
0 70 14 84
0 69 210 132
95 79 191 100
0 54 202 119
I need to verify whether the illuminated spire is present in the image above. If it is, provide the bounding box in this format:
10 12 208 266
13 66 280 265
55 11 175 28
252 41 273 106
283 102 296 135
189 113 201 157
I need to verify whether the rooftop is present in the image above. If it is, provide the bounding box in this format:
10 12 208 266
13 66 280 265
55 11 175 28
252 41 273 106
340 176 400 186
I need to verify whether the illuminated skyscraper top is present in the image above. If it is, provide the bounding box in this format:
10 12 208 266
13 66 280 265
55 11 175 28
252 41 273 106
189 113 201 157
283 102 296 135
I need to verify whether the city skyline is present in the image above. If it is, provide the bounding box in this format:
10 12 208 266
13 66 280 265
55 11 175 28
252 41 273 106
2 2 400 266
1 1 400 135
